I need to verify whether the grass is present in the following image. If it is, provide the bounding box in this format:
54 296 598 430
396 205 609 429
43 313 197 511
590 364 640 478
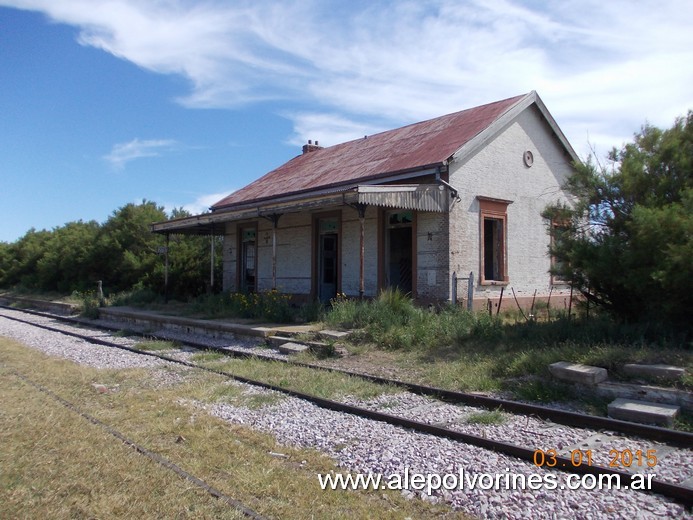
104 289 327 324
209 383 285 410
113 328 137 337
190 350 226 363
187 290 296 323
136 339 180 351
194 356 397 401
0 337 463 519
319 289 692 412
8 287 691 417
464 409 506 425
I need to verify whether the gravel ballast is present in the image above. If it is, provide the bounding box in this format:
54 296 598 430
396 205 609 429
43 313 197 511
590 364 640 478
1 308 690 519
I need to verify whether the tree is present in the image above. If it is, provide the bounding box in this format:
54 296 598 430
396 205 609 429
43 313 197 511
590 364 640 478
35 220 101 292
0 200 222 299
0 241 13 288
544 112 692 329
95 200 168 292
1 228 53 290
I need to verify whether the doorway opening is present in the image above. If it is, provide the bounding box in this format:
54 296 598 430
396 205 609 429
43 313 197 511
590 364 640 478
317 216 339 303
240 227 256 293
385 210 413 295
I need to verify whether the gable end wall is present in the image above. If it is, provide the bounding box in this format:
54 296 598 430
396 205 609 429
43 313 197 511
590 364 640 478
448 105 575 302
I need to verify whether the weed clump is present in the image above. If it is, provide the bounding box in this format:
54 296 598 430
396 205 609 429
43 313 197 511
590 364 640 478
73 290 100 319
188 289 296 323
325 288 503 351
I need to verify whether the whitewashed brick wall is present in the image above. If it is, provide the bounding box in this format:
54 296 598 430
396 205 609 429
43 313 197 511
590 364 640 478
416 211 450 300
341 206 379 297
222 207 380 297
448 105 574 301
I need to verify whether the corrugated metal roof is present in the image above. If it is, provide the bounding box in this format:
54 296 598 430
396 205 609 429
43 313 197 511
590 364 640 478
356 184 452 212
212 93 528 210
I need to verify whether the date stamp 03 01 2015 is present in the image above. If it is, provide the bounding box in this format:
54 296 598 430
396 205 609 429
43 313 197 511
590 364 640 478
532 448 658 470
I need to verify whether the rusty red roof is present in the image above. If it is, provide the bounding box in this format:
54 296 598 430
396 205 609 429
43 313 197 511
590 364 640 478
212 93 528 210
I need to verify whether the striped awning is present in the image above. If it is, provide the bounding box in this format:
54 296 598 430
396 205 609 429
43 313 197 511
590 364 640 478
356 184 453 212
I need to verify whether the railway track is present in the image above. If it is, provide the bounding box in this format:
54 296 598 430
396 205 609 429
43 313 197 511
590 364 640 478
2 304 690 445
1 305 691 508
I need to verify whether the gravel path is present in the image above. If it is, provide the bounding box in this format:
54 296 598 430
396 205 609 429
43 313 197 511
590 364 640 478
1 308 690 519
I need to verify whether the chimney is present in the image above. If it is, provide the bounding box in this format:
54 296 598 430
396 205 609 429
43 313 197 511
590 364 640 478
302 139 322 154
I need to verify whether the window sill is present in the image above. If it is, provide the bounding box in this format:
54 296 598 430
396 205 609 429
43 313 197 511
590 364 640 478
479 280 509 286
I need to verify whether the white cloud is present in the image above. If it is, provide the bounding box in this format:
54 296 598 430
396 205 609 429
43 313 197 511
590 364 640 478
284 112 388 148
181 191 235 215
104 138 178 169
5 0 693 155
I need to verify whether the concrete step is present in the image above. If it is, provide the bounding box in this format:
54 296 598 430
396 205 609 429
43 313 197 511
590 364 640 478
623 364 685 381
318 329 351 340
607 398 679 427
276 342 310 355
269 336 341 357
595 381 693 412
267 335 293 348
549 361 608 385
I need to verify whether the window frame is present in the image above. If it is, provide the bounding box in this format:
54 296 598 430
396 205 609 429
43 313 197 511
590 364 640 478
477 196 512 286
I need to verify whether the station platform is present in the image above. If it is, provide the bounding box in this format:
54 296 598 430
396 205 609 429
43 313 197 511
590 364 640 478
98 306 320 342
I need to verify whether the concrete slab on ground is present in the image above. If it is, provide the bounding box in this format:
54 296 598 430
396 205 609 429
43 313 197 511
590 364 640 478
595 382 693 412
607 398 679 427
623 364 685 381
276 342 310 355
267 335 291 348
319 330 351 339
549 361 608 385
268 324 320 336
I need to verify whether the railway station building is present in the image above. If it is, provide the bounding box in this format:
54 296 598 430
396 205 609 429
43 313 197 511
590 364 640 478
151 91 577 308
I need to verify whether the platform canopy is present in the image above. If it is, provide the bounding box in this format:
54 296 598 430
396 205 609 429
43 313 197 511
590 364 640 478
151 182 455 236
355 184 453 212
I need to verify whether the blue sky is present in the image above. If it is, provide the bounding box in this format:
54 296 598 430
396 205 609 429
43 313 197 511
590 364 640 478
1 0 692 243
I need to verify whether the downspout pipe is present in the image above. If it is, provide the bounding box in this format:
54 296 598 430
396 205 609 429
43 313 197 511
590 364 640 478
436 165 459 202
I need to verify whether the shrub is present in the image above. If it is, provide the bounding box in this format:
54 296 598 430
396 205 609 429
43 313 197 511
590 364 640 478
73 290 100 319
299 299 324 323
189 290 295 323
109 286 160 307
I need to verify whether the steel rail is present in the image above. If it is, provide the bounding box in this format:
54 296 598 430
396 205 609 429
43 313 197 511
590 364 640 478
1 310 691 506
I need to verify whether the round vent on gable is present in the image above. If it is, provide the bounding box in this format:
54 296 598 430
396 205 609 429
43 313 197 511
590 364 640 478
523 150 534 167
